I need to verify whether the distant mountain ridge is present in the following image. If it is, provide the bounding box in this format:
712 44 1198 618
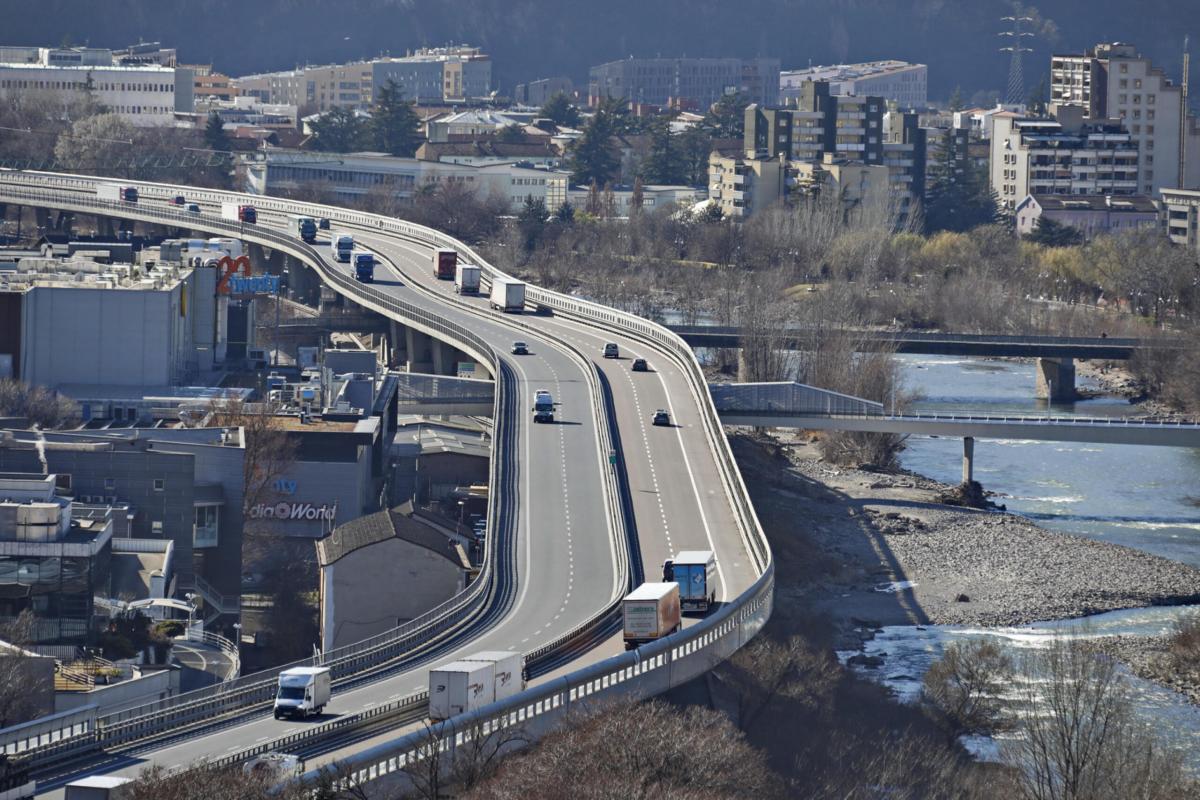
7 0 1196 102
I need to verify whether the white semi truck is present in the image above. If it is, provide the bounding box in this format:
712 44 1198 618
273 666 331 719
489 277 526 312
428 660 494 721
455 263 481 294
330 232 354 263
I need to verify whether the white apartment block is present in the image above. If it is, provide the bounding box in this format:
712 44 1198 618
0 47 179 125
1160 188 1200 253
1051 42 1200 195
780 61 927 109
247 150 568 211
991 110 1140 209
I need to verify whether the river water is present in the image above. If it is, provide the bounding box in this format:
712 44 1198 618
850 355 1200 767
896 354 1200 567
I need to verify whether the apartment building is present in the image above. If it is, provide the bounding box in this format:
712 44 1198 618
1015 193 1158 239
1051 42 1200 195
0 46 182 124
1161 188 1200 253
991 107 1140 209
233 46 491 111
708 151 787 218
780 60 927 109
589 56 780 108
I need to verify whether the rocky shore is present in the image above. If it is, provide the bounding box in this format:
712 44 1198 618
731 431 1200 657
1089 634 1200 706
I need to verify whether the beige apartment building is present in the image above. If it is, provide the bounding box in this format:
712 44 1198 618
1051 42 1200 195
991 107 1140 209
1161 188 1200 253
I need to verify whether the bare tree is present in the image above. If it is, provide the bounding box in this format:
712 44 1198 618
0 611 48 727
0 379 79 429
922 639 1013 741
716 635 840 735
1003 636 1192 800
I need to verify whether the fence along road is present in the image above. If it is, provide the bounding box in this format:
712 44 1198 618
0 171 771 795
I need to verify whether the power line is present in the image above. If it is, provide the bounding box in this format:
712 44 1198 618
999 15 1036 107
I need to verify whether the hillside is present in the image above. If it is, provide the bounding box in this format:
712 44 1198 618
5 0 1196 101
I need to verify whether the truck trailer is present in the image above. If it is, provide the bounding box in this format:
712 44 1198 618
489 277 526 313
623 582 681 650
454 263 481 294
64 776 133 800
273 666 331 719
97 184 138 203
433 248 457 280
428 660 495 721
287 214 318 243
461 651 525 703
220 202 257 224
662 550 717 612
331 232 354 263
353 250 375 282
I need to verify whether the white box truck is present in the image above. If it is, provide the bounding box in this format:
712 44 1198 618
462 651 525 703
663 550 717 612
64 776 133 800
220 201 257 223
623 582 681 650
489 277 525 313
428 660 495 721
97 184 138 203
273 666 331 719
455 263 481 294
331 232 354 263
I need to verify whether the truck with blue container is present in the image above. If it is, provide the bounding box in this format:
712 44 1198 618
353 250 375 282
662 550 716 612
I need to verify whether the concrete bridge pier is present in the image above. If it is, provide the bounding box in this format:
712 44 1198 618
962 436 975 484
1035 357 1076 402
388 320 408 369
406 327 434 373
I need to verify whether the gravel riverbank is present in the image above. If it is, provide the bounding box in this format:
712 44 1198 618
731 431 1200 651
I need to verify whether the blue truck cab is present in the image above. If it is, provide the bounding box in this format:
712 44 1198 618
353 250 375 282
662 550 716 612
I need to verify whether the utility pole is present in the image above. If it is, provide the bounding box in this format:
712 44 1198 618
1181 35 1191 189
999 16 1036 107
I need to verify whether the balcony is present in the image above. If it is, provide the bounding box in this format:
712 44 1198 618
732 173 746 186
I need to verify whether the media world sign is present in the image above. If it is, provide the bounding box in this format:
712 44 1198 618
249 501 338 521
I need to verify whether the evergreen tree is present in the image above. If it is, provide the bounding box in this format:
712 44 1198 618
554 201 575 224
517 195 548 252
370 80 421 157
204 111 231 153
679 127 715 186
1026 75 1049 116
568 104 621 186
702 92 750 138
641 118 686 185
630 176 644 215
948 86 964 112
924 130 1000 233
1027 216 1084 247
539 93 581 127
309 107 368 153
497 123 526 144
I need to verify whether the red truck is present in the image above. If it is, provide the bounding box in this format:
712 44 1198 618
433 248 457 280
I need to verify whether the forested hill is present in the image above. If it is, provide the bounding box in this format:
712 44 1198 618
7 0 1196 101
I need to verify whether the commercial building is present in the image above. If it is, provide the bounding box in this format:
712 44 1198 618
415 140 561 168
0 46 183 124
316 502 470 650
233 46 491 111
0 426 246 618
589 56 780 108
248 149 570 211
780 61 927 109
0 473 114 644
1050 42 1200 195
514 77 574 107
0 257 225 390
991 107 1140 209
566 183 705 216
1161 188 1200 252
425 110 523 142
1015 194 1158 239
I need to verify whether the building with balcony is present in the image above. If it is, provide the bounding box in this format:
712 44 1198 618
708 151 787 218
780 60 927 110
990 107 1140 209
1160 188 1200 253
1051 42 1200 195
589 56 780 108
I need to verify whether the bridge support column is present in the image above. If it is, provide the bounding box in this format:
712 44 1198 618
406 327 434 373
389 320 408 369
34 207 50 231
432 338 456 376
1035 357 1076 402
962 436 975 485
